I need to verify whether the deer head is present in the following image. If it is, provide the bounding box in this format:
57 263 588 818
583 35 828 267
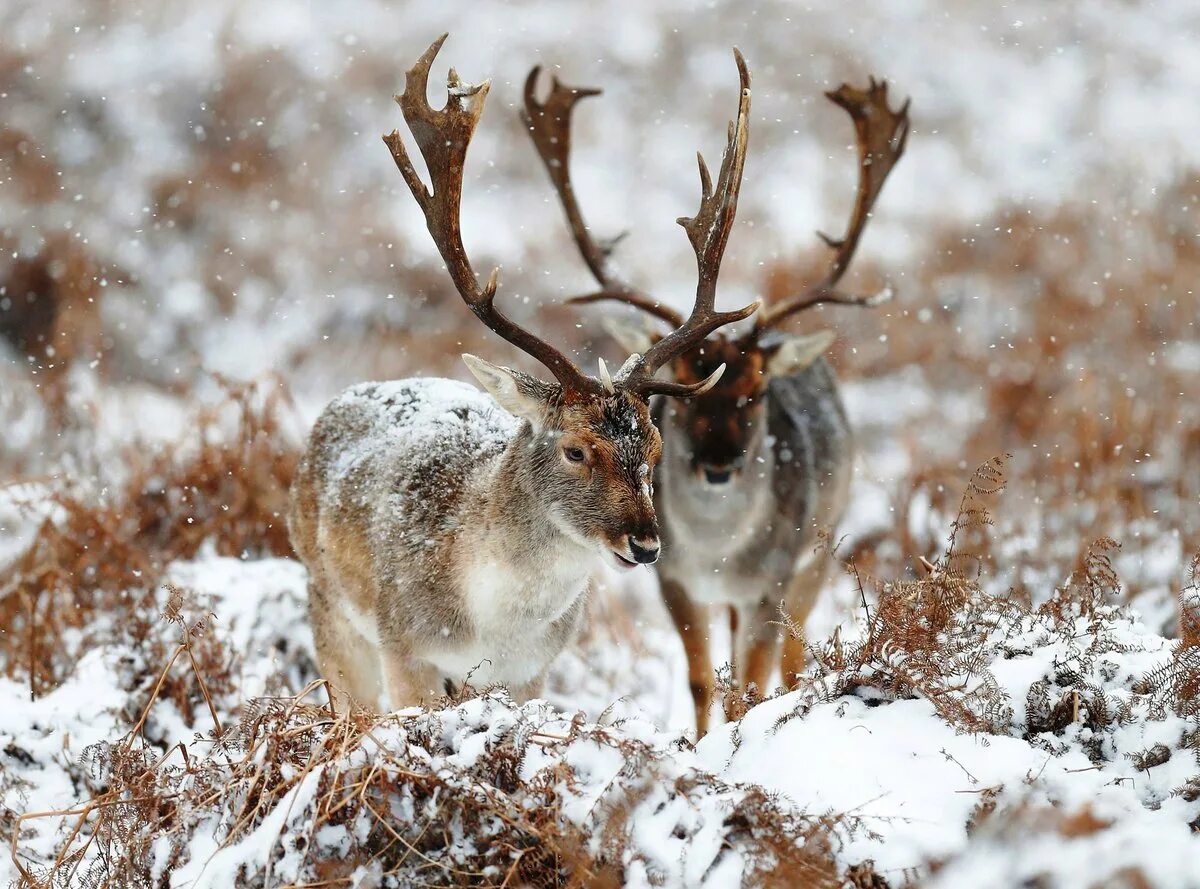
383 35 757 563
528 68 909 483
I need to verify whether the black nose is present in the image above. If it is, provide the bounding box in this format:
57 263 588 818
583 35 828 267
628 537 660 564
703 467 734 485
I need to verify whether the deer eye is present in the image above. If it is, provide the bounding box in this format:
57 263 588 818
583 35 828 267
564 446 586 464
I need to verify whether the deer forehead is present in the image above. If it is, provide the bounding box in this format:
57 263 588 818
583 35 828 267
560 395 661 467
677 345 767 399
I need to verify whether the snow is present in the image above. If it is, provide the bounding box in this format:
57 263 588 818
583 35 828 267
165 553 316 697
3 548 1197 885
336 377 519 456
4 0 1200 390
3 0 1200 884
703 694 1050 871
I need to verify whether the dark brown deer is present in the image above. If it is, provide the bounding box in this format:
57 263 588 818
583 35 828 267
524 68 909 734
289 35 758 712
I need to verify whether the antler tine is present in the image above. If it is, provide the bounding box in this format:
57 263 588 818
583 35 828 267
625 48 761 398
521 67 608 286
568 291 684 326
756 77 910 331
522 67 686 329
383 35 598 394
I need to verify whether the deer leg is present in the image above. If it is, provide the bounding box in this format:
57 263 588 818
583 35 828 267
507 676 545 705
780 555 831 687
727 605 740 677
380 650 441 711
733 597 783 701
661 578 714 737
308 582 383 713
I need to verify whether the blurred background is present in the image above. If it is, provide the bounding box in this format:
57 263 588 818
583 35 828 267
2 0 1198 634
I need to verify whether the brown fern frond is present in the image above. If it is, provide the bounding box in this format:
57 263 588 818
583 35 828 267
1180 552 1200 648
942 454 1010 578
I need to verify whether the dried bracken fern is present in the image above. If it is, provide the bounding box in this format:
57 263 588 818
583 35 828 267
942 454 1010 579
779 466 1200 818
825 179 1200 615
0 379 298 696
780 458 1019 735
9 674 855 888
1180 554 1200 649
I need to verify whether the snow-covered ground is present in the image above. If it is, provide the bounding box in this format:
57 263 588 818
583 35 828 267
4 547 1197 885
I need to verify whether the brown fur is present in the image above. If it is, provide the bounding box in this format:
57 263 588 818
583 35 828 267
289 373 663 712
671 339 771 477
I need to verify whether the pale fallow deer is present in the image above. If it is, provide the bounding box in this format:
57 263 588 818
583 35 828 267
523 67 909 734
289 35 760 712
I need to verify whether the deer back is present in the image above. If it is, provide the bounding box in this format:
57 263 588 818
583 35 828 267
289 379 518 617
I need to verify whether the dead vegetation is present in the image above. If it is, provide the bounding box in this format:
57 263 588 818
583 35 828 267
0 379 298 697
777 457 1200 827
8 673 862 888
6 444 1197 885
3 6 1198 885
3 177 1197 888
805 178 1200 610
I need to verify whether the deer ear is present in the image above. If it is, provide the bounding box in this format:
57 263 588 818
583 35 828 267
601 317 657 358
462 354 554 423
764 330 836 378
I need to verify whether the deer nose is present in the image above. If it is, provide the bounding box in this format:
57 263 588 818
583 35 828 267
628 536 660 564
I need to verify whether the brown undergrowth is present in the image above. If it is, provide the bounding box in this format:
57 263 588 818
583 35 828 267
778 178 1200 610
9 674 857 888
777 457 1022 735
0 378 298 697
777 459 1200 808
6 454 1196 887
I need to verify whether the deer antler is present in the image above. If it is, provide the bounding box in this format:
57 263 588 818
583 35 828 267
619 48 760 398
754 77 909 331
567 287 684 328
522 67 685 328
383 34 600 395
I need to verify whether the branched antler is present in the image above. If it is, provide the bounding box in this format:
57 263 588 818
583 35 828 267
523 48 758 397
383 34 600 394
522 67 685 328
551 65 907 368
387 36 755 401
620 49 760 398
755 77 909 331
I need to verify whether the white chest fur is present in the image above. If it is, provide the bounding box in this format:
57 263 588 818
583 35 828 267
419 542 593 686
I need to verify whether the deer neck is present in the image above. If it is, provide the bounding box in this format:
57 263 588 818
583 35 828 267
457 425 598 625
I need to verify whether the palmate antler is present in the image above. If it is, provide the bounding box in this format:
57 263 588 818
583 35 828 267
546 70 910 345
524 50 759 397
384 34 602 395
522 68 685 329
387 35 755 401
754 77 910 331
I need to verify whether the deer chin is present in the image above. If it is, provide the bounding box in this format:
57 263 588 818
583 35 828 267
546 504 614 569
694 465 741 488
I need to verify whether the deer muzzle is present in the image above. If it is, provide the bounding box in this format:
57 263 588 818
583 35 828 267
696 461 742 485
